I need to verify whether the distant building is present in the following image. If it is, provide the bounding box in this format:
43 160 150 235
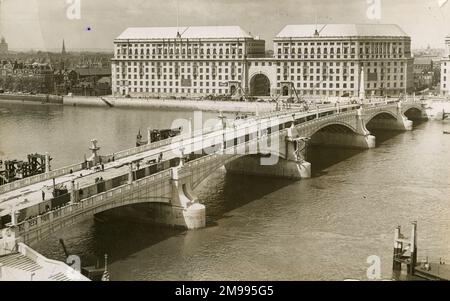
413 56 435 90
0 61 54 93
96 76 112 95
441 35 450 96
75 67 111 80
414 57 433 73
0 37 8 55
111 24 413 98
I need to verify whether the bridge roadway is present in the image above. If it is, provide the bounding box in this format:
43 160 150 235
0 100 407 220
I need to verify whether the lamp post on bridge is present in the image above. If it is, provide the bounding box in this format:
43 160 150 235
218 111 227 152
179 146 185 166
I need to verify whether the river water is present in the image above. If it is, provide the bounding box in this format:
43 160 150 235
0 101 449 280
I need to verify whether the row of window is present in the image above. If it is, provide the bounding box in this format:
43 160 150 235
275 41 405 46
117 47 244 56
116 74 241 81
116 67 241 73
253 61 404 67
275 81 403 89
115 61 242 67
275 67 404 74
275 46 404 55
278 75 404 82
114 60 404 68
117 42 245 48
118 87 230 94
116 78 241 87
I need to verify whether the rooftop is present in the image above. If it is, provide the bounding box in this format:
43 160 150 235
116 26 254 40
276 24 409 39
414 57 433 65
75 67 111 77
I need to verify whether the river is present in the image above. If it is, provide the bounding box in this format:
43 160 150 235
0 101 449 280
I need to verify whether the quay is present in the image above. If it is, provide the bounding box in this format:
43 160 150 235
0 93 63 104
0 98 425 252
64 95 279 113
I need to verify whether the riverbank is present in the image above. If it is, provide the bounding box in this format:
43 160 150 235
63 96 277 113
0 93 63 104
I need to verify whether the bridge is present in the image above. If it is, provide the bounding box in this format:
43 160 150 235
0 99 425 252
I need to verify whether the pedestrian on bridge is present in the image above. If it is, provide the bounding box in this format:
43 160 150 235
41 190 45 201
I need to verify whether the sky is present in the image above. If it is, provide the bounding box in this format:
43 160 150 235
1 0 450 52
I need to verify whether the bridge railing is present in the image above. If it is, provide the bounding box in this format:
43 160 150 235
113 123 225 160
12 167 173 236
0 162 85 194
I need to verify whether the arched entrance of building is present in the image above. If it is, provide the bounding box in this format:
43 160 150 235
249 74 270 96
282 85 289 96
230 85 237 96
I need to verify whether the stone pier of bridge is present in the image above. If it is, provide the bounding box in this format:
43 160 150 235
108 159 206 230
144 159 206 229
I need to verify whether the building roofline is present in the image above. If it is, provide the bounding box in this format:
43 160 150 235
275 23 410 39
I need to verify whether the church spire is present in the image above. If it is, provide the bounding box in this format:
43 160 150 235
62 39 66 55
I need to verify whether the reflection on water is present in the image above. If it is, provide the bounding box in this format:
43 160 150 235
1 102 450 280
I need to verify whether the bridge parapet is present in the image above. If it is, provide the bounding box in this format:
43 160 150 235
7 168 173 245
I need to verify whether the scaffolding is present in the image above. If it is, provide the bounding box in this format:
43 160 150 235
0 153 51 185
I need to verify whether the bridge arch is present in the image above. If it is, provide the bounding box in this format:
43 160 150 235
308 121 358 137
403 107 423 120
365 111 398 125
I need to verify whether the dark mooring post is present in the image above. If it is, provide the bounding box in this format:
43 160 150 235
393 226 402 271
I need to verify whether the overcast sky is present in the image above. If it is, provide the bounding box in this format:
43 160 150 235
1 0 450 51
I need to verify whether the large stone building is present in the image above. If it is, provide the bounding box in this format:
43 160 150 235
111 24 413 98
441 35 450 96
111 26 265 97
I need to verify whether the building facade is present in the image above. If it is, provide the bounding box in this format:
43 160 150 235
112 24 413 98
272 24 413 98
441 35 450 96
111 26 265 98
